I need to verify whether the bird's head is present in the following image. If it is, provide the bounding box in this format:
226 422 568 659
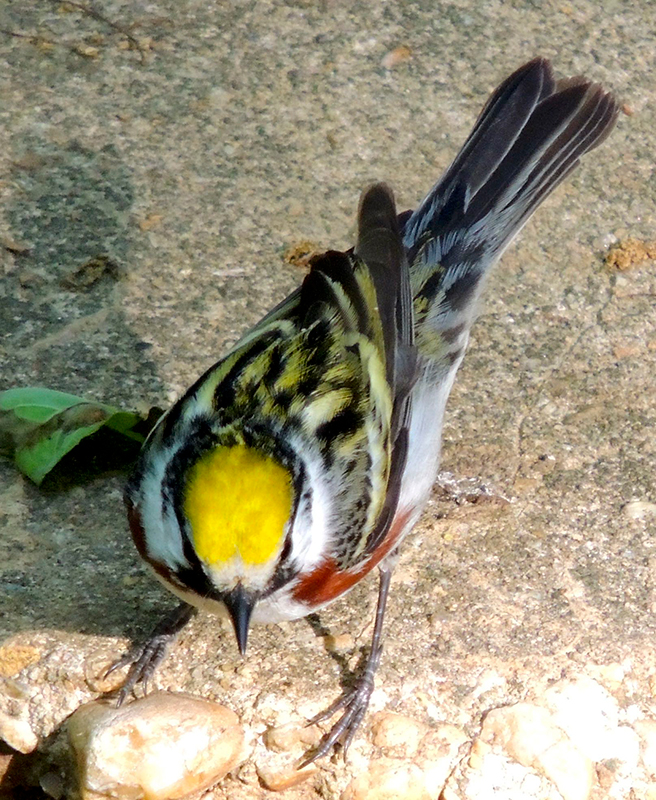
126 431 309 656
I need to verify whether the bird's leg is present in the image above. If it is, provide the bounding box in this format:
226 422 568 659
104 602 196 705
299 565 393 768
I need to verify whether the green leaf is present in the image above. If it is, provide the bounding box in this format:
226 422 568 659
0 387 146 485
0 387 94 423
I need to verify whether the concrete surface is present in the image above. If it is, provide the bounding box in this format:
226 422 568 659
0 1 654 798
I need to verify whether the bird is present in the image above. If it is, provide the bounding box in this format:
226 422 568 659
110 58 618 765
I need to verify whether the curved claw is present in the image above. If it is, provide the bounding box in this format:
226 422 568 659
298 675 375 768
102 603 195 706
104 635 171 705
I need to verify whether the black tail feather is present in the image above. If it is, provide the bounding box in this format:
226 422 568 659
404 59 619 269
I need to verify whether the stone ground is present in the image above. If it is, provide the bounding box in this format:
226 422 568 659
0 1 655 798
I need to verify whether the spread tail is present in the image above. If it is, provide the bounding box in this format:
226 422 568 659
403 58 618 360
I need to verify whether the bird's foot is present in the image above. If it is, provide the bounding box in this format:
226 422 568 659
103 603 195 705
298 670 375 768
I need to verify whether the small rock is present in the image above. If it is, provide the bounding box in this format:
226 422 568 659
482 704 561 764
635 719 656 777
421 725 468 756
73 44 100 58
0 644 42 678
381 45 412 69
283 240 320 270
623 500 656 520
481 703 593 800
595 760 618 791
40 770 65 799
458 749 561 800
537 740 594 800
614 344 641 359
324 633 355 653
0 748 15 782
513 477 541 494
371 712 429 758
1 236 31 255
262 722 322 753
138 214 163 231
341 758 431 800
0 676 29 702
68 692 245 800
467 738 491 771
605 238 656 271
256 762 316 791
542 677 639 769
0 633 114 749
441 786 459 800
83 648 131 694
591 662 626 692
417 724 468 789
0 708 39 754
60 255 119 290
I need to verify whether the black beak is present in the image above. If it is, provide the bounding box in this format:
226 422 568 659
223 584 254 655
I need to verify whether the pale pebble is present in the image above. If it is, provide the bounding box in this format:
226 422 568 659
341 758 431 800
68 692 245 800
481 703 593 800
371 712 429 758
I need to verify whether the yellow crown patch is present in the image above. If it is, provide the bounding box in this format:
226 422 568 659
183 445 292 567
